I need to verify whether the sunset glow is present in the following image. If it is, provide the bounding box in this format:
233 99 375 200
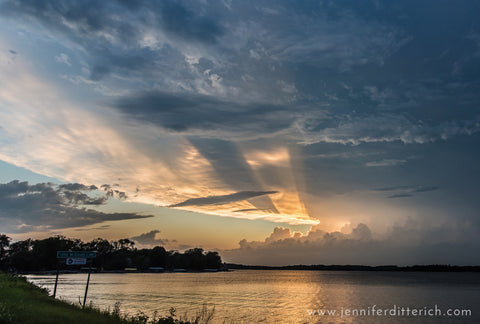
1 0 480 266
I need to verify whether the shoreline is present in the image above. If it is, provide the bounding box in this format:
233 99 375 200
0 273 201 324
17 264 480 275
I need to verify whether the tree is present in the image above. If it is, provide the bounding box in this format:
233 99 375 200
118 238 135 251
9 239 34 271
150 246 168 267
0 234 11 269
2 235 224 271
84 238 114 271
31 235 82 270
184 248 207 270
205 251 222 269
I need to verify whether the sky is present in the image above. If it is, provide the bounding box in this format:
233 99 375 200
1 0 480 265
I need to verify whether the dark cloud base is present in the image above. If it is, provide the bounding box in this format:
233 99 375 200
0 180 153 233
169 190 278 208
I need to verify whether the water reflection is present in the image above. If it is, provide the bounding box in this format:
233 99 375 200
27 270 480 323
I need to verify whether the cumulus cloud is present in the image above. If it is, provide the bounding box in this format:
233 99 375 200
222 221 480 266
0 180 152 233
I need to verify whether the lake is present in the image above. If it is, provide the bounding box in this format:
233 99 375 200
26 270 480 323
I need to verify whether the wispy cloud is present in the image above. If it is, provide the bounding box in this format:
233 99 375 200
365 159 407 167
295 115 480 145
374 185 439 199
54 53 71 66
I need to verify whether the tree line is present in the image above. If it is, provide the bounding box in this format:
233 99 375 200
0 234 222 272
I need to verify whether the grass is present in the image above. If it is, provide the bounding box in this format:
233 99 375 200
0 273 215 324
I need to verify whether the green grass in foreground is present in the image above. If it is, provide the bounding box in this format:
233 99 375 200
0 273 214 324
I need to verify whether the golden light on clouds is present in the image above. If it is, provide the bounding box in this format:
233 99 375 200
245 147 290 168
0 47 318 226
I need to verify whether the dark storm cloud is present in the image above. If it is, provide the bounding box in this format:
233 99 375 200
115 91 293 134
0 180 152 233
114 0 224 43
0 0 154 80
3 0 480 143
0 0 139 43
1 0 222 80
114 89 480 144
1 0 480 238
156 0 223 44
89 51 151 81
169 190 278 208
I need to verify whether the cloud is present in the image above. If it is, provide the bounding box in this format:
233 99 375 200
169 190 278 208
0 0 222 81
233 208 269 213
295 114 480 145
3 0 480 145
374 185 439 199
187 138 280 213
0 0 140 44
0 180 153 233
55 53 71 66
388 193 413 199
59 183 98 191
365 159 407 167
131 230 167 246
222 221 480 266
114 91 294 137
411 186 439 193
130 230 191 250
73 224 110 232
100 184 128 200
0 51 312 225
1 0 480 233
114 88 480 144
157 0 223 44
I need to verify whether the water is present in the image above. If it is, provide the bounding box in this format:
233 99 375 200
26 270 480 323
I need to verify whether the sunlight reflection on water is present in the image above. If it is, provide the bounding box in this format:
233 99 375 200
27 270 480 323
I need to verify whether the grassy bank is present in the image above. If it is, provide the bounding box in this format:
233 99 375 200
0 273 214 324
